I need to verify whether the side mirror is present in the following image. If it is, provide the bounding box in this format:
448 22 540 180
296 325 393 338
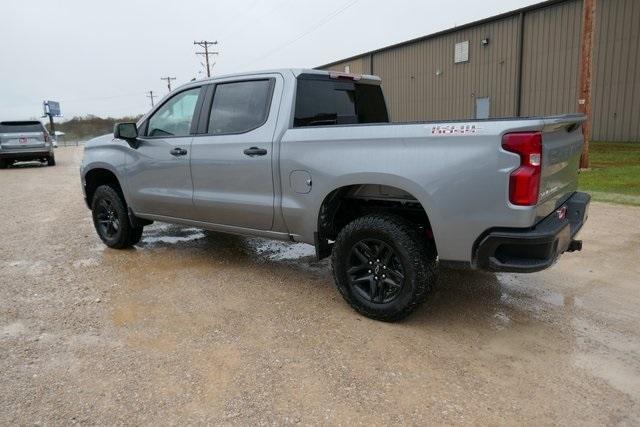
114 122 138 140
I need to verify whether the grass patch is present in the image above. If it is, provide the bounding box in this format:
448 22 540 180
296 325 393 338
578 142 640 206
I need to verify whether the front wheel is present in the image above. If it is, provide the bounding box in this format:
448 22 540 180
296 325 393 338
91 185 143 249
331 214 437 321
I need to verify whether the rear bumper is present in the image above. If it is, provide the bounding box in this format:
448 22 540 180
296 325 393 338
0 148 53 160
474 191 590 273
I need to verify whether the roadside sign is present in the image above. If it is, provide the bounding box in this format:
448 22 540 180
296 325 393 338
44 100 61 117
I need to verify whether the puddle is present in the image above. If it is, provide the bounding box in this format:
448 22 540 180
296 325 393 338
248 239 316 261
116 223 328 278
140 224 206 245
142 230 206 245
135 223 316 262
497 273 566 308
99 222 574 320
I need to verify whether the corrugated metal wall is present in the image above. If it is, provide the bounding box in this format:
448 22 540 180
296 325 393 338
325 55 371 74
319 0 639 141
373 16 520 121
520 0 583 117
592 0 640 142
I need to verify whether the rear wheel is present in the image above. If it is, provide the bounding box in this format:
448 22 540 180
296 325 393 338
91 185 143 248
331 214 437 321
0 159 9 169
46 155 56 166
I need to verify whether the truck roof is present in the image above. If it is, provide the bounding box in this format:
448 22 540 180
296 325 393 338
189 68 381 86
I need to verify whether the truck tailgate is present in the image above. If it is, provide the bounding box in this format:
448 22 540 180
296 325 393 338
537 115 585 220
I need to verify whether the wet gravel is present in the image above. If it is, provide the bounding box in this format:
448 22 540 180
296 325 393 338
1 147 639 425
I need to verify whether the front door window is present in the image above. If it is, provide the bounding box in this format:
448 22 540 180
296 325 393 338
147 87 201 137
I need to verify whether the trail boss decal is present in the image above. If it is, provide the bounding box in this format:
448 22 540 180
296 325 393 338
430 124 480 135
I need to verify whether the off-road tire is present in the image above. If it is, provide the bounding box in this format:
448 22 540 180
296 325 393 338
331 214 438 321
91 185 143 249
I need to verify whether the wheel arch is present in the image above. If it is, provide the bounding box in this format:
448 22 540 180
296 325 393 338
314 175 440 260
83 166 125 209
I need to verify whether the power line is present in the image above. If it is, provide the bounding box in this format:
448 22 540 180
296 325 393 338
61 93 143 103
219 0 293 41
160 76 177 92
242 0 360 68
194 40 219 78
217 0 261 38
146 90 156 108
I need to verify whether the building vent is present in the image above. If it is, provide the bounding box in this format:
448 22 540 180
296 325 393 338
454 41 469 63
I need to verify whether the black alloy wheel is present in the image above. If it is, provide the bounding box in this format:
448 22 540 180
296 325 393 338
347 239 405 304
95 198 121 240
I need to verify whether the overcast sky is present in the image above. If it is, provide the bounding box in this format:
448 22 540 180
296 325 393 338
1 0 541 121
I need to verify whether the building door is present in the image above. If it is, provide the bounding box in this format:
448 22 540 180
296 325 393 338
475 97 490 119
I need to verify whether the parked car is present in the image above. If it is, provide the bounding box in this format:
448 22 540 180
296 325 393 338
80 69 590 321
0 120 55 167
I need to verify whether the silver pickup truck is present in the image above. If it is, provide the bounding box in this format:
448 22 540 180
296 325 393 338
80 69 590 321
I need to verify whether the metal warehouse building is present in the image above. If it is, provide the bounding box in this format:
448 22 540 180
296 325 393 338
318 0 640 147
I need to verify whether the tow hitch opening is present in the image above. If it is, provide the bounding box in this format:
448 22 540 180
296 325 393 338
567 240 582 252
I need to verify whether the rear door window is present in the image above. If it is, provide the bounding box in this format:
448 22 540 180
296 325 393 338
0 122 44 133
207 79 273 135
294 78 389 127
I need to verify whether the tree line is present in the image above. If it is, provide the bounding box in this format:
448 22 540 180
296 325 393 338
46 115 142 141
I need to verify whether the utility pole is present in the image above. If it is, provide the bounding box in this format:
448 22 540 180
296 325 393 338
48 114 55 136
42 101 60 136
146 90 156 108
194 40 219 77
160 76 176 92
43 102 55 135
578 0 596 169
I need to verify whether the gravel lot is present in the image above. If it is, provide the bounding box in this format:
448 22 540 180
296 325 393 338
1 147 639 425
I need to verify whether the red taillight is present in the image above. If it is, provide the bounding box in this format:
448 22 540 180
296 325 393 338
502 132 542 206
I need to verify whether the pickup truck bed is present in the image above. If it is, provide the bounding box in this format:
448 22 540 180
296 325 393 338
279 112 586 264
